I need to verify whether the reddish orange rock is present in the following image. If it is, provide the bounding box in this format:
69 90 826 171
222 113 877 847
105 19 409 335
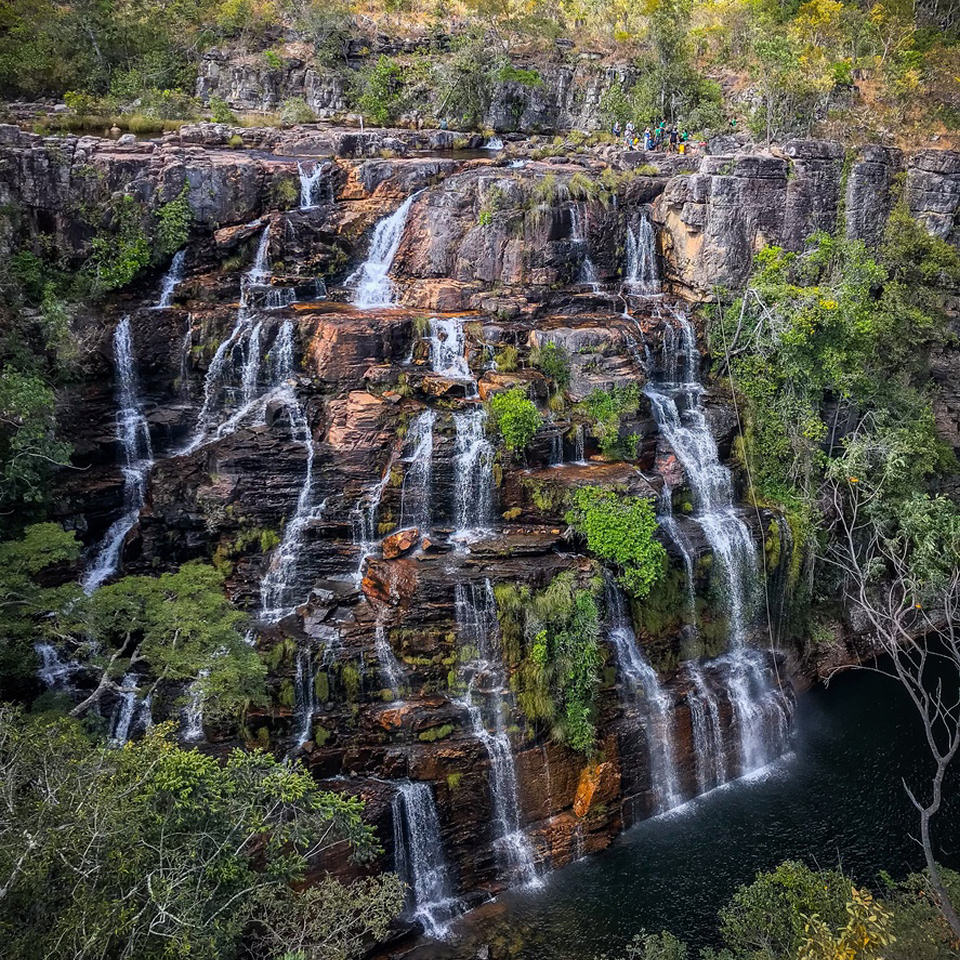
382 527 419 559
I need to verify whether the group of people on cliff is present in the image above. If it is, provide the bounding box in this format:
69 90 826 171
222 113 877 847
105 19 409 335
613 119 690 153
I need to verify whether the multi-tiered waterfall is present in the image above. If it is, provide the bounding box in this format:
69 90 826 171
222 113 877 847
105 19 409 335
82 315 154 594
451 409 495 544
454 581 539 887
346 194 418 309
624 212 659 294
645 311 792 778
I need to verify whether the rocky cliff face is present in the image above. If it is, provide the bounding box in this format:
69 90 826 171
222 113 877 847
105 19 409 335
7 122 958 942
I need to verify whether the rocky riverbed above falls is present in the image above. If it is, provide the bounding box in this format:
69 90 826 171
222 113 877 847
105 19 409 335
9 122 960 944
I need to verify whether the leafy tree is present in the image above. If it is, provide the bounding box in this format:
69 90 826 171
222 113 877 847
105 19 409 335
532 341 571 391
490 386 543 452
0 709 403 960
566 486 666 598
354 55 405 126
578 385 640 459
155 184 192 257
89 194 151 291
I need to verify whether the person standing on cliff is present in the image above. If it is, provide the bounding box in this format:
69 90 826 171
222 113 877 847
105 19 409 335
613 120 622 138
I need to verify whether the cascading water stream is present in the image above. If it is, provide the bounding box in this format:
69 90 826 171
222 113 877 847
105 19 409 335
454 581 539 886
346 193 419 309
604 577 682 814
569 203 599 291
451 408 495 545
375 621 404 696
82 316 155 594
34 642 78 690
297 161 325 210
181 669 209 742
392 781 463 938
156 249 186 308
645 310 791 776
686 662 726 794
399 409 437 533
428 318 471 380
624 213 659 294
109 672 152 746
657 484 697 627
291 640 317 747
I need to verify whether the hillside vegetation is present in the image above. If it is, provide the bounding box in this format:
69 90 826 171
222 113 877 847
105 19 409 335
0 0 957 144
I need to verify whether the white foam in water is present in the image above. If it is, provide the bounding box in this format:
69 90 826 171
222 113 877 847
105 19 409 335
375 621 404 696
454 581 539 887
687 662 726 794
297 160 325 210
482 137 504 150
392 781 464 938
292 640 316 747
346 193 418 309
82 316 154 594
569 203 600 291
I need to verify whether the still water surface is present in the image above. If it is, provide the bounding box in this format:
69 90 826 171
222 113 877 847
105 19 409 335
409 671 960 959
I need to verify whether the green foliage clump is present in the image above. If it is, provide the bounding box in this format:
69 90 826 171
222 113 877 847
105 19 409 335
280 96 315 125
532 341 571 391
155 184 192 257
209 95 238 123
496 572 604 753
355 56 405 126
489 386 543 453
578 385 640 459
88 194 151 291
0 708 403 960
566 486 666 599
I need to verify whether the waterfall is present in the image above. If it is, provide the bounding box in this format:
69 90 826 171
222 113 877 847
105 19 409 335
569 203 599 291
604 577 682 813
624 214 659 294
156 249 186 308
258 323 318 622
82 316 154 594
451 408 495 545
686 662 725 794
646 310 792 777
573 423 586 464
181 670 208 742
188 224 272 449
392 781 463 938
399 409 436 532
656 484 697 627
346 193 418 309
34 642 77 690
109 673 152 746
549 432 563 467
350 462 395 583
428 318 471 379
179 315 193 396
644 314 758 646
292 641 316 747
454 581 539 886
297 160 325 210
375 621 404 695
481 137 504 150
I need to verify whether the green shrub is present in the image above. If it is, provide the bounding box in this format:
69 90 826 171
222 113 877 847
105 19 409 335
89 195 150 291
209 96 238 124
489 386 542 452
493 344 519 372
279 97 315 125
354 56 404 126
155 184 191 258
532 341 571 390
566 486 666 598
263 49 282 70
579 385 640 459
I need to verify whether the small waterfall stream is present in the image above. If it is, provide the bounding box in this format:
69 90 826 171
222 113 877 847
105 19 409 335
392 781 463 937
569 203 599 291
346 193 418 309
686 662 726 794
428 318 471 379
399 409 437 533
624 213 659 294
375 621 404 696
108 672 152 745
297 161 325 210
82 315 155 594
156 249 186 308
451 408 495 545
604 578 682 813
34 642 78 690
455 581 538 886
292 640 317 747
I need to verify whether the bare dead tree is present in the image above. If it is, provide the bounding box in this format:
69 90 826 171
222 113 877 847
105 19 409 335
821 471 960 939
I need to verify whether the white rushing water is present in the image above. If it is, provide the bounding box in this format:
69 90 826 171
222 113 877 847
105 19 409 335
481 137 505 150
346 193 418 309
181 669 209 742
686 662 726 794
451 407 495 545
392 781 463 938
657 484 697 627
82 316 155 594
646 309 791 777
455 581 539 886
156 249 186 308
34 642 78 690
399 409 436 533
297 160 325 210
604 577 682 813
428 317 471 379
375 621 404 696
109 672 152 745
569 203 599 291
292 640 317 747
624 213 659 294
